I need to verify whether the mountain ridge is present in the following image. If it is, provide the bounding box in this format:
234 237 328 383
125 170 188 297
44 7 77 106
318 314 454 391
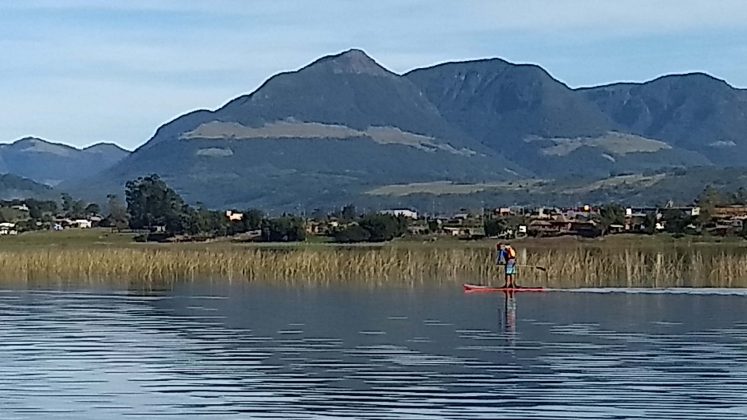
37 49 747 209
0 137 130 186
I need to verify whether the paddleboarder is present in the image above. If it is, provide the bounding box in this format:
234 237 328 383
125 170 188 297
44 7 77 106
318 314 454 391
496 242 518 288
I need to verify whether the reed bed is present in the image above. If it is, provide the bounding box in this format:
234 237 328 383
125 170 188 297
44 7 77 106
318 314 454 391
1 246 746 288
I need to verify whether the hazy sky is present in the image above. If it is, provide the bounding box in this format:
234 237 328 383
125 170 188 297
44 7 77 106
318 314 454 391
2 0 747 149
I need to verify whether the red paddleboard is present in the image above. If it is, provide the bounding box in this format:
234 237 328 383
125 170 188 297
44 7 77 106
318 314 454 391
463 284 545 293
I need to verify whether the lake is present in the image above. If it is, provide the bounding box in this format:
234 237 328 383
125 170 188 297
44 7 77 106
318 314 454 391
1 283 746 419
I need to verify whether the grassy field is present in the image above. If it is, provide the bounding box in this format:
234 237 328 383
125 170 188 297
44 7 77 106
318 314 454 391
2 228 747 288
366 180 543 196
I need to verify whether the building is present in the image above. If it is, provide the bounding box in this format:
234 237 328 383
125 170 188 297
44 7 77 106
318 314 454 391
0 222 17 236
713 205 747 219
626 206 700 218
225 211 244 221
495 207 513 217
71 219 93 229
380 209 418 219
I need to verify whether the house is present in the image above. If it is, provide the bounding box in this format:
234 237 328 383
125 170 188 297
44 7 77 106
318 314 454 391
626 206 699 218
570 220 602 237
714 206 747 219
443 227 463 237
527 220 570 237
495 207 513 217
407 224 430 235
529 207 565 220
71 219 93 229
380 209 418 219
225 211 244 221
11 204 29 212
607 224 626 234
0 222 17 236
442 226 484 239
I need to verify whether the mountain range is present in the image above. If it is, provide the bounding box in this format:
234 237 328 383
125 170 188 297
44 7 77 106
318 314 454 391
4 49 747 210
0 138 129 186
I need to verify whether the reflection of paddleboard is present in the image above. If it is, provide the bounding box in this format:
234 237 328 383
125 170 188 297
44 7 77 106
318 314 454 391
463 284 545 293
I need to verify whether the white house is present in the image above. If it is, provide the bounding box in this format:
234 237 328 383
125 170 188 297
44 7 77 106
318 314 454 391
443 227 462 236
225 211 244 221
71 219 93 229
0 222 17 236
380 209 418 219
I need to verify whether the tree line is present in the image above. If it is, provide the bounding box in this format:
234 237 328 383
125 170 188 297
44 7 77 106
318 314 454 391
6 177 746 242
123 176 410 243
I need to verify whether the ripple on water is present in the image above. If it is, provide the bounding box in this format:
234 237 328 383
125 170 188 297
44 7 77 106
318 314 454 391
0 287 746 419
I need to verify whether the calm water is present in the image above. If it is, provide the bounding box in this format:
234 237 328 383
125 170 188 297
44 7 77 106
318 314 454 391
1 283 747 419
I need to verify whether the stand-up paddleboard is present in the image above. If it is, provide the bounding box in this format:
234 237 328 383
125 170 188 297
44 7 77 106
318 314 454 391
463 284 545 293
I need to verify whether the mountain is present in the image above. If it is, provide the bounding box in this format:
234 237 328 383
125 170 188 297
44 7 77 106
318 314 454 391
74 50 747 210
581 73 747 166
0 174 56 201
83 49 522 210
0 138 130 186
405 60 711 177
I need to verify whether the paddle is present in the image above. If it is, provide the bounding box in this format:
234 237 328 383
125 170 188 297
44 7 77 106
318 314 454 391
518 264 548 272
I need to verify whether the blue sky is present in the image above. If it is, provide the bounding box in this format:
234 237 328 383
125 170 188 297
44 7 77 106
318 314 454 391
2 0 747 150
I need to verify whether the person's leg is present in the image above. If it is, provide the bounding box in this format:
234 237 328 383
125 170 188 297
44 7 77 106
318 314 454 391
506 261 516 287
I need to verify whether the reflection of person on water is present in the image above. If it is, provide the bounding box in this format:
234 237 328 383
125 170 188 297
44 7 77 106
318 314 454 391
504 291 517 340
496 242 518 288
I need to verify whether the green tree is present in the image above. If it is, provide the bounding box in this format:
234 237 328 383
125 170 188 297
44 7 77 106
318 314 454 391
70 200 86 219
85 203 101 216
696 186 722 227
262 217 306 242
358 214 407 242
599 204 626 234
106 194 129 231
661 209 691 234
643 212 657 235
125 174 190 234
333 224 371 243
484 218 505 237
242 209 264 231
341 204 357 222
427 219 440 234
61 193 74 217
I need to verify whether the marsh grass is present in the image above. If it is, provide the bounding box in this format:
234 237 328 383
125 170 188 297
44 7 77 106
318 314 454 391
1 245 746 288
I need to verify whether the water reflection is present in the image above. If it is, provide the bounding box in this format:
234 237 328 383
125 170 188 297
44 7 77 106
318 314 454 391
0 284 746 419
497 291 517 347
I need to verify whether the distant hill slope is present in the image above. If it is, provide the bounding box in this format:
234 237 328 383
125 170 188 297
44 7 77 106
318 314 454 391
406 60 712 176
581 73 747 166
0 174 56 201
0 138 130 186
359 167 747 211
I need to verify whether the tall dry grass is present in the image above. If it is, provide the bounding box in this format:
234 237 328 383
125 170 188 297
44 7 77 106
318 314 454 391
0 246 746 288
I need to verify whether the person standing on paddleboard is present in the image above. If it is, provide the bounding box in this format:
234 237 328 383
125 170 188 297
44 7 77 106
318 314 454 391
496 243 518 288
